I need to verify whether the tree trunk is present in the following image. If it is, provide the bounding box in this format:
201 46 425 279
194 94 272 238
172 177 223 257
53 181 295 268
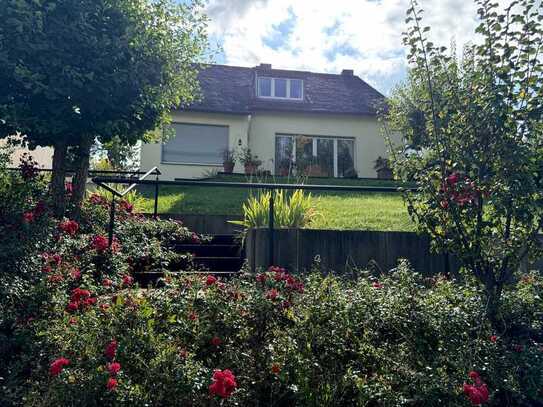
70 137 93 219
485 282 504 331
50 141 68 218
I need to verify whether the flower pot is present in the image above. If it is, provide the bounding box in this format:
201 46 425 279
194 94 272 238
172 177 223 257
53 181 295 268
244 163 258 175
376 168 393 180
223 162 235 174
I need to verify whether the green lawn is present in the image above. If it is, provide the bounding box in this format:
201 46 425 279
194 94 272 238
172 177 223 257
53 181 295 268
136 175 414 231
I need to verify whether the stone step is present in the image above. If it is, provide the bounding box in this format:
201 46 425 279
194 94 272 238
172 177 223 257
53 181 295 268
134 271 240 287
174 243 242 257
191 256 245 272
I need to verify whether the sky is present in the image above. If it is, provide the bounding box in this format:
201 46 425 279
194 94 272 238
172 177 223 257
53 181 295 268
196 0 518 95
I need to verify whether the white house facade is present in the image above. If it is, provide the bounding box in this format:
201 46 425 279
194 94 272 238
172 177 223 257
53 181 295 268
140 63 389 180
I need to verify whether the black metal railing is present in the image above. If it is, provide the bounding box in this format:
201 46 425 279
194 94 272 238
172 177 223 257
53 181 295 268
91 175 415 265
93 167 161 247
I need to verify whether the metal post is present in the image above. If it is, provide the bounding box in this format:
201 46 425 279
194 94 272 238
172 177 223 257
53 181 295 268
108 197 116 248
153 171 159 219
268 189 275 267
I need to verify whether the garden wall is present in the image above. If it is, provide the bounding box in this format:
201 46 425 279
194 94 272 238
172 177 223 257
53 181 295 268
247 229 543 275
246 228 461 276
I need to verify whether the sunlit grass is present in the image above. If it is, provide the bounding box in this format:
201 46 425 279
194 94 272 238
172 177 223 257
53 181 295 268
136 176 414 231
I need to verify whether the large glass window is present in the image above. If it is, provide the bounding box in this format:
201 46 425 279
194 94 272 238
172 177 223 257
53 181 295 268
162 123 228 165
337 139 356 177
257 77 303 100
275 136 294 176
275 134 355 178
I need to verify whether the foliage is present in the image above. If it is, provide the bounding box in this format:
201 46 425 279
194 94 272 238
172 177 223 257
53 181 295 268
0 0 210 212
4 262 543 406
91 137 140 172
385 0 543 324
238 147 263 167
231 189 318 229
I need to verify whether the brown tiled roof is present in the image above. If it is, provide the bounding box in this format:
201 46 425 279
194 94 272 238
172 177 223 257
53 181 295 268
185 64 386 116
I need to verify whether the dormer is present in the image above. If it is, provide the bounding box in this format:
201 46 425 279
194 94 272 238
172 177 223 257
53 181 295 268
255 64 303 100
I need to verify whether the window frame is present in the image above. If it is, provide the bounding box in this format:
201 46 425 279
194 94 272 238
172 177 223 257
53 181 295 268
274 133 356 178
257 77 304 100
160 122 229 166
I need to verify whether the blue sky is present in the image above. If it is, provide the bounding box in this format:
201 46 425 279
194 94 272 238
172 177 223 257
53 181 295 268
190 0 510 95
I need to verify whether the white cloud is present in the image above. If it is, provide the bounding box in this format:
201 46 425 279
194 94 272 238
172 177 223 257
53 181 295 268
205 0 514 93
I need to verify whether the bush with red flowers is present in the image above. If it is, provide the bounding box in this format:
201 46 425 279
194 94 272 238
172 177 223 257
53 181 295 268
7 263 540 406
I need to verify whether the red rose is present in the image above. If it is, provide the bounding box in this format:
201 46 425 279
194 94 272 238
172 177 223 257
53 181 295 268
105 340 118 360
266 288 279 300
67 301 79 312
69 317 77 325
179 348 189 359
191 233 201 244
71 288 91 302
41 265 52 274
463 383 489 405
49 357 70 376
446 172 460 185
106 377 118 391
188 311 198 321
59 220 79 236
23 211 34 223
271 363 281 375
255 273 267 283
211 336 222 346
372 281 383 289
206 275 217 286
51 254 62 266
70 268 82 280
102 278 113 287
440 200 449 209
122 275 134 287
65 182 73 193
92 235 109 252
490 335 497 343
89 193 107 205
119 200 133 213
463 371 489 405
107 362 121 376
209 369 237 398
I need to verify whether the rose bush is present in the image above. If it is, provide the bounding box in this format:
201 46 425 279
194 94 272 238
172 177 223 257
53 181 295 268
3 263 541 406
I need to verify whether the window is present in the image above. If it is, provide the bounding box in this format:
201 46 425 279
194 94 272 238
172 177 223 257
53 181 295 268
290 79 303 99
257 77 303 100
162 123 228 165
258 77 272 97
275 134 355 178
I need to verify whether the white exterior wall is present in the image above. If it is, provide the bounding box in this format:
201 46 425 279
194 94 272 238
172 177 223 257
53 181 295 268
140 111 250 179
140 110 387 180
1 138 53 168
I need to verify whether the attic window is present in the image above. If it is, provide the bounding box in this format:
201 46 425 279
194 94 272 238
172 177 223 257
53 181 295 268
257 77 303 100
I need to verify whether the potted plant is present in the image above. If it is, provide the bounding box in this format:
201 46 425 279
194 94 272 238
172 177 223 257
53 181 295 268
277 158 293 177
239 148 262 175
221 148 236 174
374 156 393 179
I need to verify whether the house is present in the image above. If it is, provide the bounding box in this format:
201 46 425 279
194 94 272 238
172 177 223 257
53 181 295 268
140 63 388 179
1 137 53 168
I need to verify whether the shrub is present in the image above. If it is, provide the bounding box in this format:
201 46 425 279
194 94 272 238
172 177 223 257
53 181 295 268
231 189 318 229
6 263 543 406
385 0 543 326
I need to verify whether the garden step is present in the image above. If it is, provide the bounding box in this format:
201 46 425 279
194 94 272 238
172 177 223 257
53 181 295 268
208 234 239 245
191 256 244 272
134 271 240 287
174 244 241 257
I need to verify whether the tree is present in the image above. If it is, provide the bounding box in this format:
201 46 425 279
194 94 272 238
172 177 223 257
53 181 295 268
386 0 543 327
0 0 209 216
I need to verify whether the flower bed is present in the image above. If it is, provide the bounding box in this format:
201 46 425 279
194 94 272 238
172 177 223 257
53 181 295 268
1 163 542 406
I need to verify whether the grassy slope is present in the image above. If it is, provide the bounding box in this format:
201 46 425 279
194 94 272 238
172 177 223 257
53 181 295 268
136 175 414 231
